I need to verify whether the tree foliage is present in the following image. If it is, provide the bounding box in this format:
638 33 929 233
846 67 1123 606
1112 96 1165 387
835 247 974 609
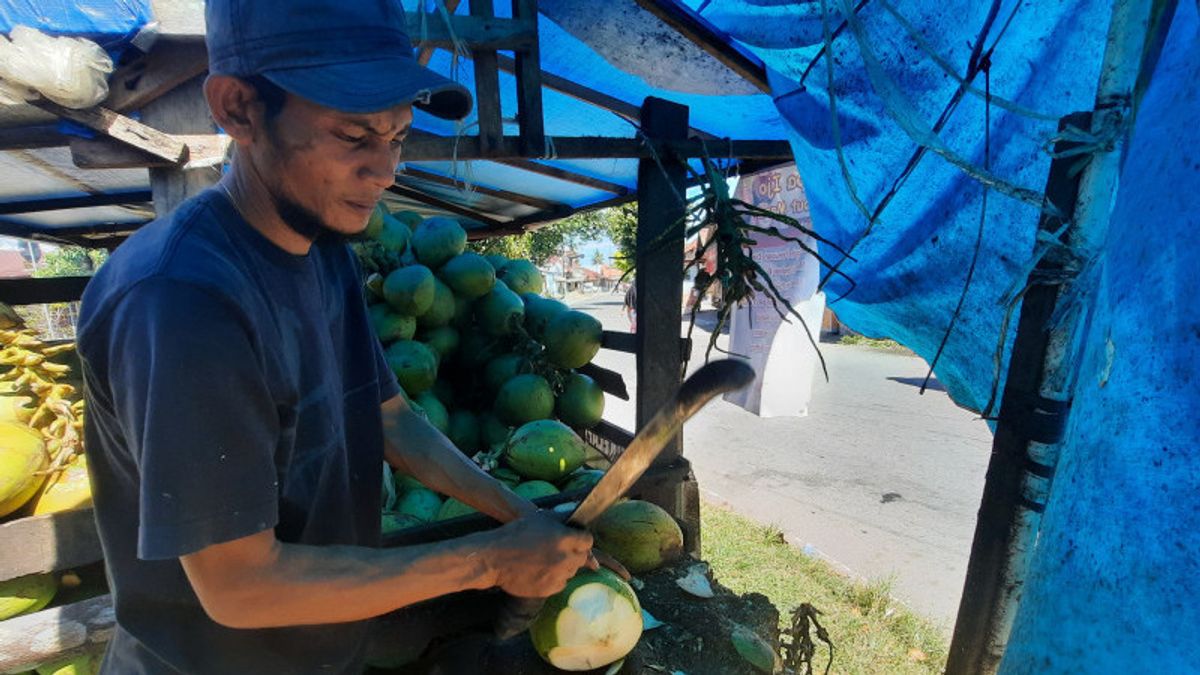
469 204 637 268
602 204 638 272
33 247 108 278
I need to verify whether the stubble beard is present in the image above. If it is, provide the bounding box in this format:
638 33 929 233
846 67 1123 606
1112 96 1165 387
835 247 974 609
262 122 345 245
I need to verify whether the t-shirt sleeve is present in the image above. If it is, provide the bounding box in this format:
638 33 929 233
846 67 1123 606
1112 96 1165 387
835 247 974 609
104 278 280 560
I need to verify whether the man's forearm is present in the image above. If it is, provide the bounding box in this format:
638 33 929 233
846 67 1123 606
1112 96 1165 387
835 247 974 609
187 529 498 629
382 399 535 522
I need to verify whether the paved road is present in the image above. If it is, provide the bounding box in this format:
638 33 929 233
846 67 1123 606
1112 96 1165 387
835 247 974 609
566 293 992 629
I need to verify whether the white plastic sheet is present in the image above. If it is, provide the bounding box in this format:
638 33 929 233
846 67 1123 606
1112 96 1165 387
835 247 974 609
0 25 112 108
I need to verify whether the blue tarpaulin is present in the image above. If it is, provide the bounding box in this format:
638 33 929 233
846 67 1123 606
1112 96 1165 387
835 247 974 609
696 0 1198 670
0 1 151 50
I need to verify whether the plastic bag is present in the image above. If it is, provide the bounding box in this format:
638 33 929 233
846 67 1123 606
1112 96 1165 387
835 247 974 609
0 25 113 108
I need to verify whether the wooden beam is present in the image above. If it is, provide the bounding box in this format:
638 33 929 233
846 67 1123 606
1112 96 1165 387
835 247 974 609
386 184 506 229
496 157 632 195
0 218 145 242
633 0 771 93
0 508 102 579
142 78 221 215
31 100 189 166
494 53 719 141
511 0 546 157
0 191 152 216
417 0 464 66
104 43 209 113
495 53 642 122
407 13 536 51
398 166 563 210
470 0 504 158
69 133 229 170
0 125 67 151
0 595 114 674
402 132 792 161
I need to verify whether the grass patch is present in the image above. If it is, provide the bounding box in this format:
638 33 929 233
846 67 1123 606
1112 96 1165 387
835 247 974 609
702 502 948 674
836 334 912 354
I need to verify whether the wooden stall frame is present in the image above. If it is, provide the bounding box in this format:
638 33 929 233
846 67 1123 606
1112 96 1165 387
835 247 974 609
0 1 788 670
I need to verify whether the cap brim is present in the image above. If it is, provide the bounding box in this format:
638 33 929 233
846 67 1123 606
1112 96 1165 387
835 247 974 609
262 57 473 120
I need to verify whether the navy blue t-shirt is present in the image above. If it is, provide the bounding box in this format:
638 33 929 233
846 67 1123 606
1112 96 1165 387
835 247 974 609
77 189 400 674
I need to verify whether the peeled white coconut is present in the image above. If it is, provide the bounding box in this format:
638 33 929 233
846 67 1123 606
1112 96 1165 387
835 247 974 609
530 567 644 671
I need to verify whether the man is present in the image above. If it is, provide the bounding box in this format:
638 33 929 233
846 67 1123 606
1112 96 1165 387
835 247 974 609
77 1 592 672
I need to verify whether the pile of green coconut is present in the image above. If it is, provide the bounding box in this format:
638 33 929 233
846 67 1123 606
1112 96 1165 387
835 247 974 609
355 205 688 671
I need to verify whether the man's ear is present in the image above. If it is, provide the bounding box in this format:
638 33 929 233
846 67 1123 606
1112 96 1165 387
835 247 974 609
204 74 262 145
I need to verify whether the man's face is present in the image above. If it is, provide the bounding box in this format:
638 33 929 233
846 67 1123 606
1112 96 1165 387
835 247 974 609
251 94 412 239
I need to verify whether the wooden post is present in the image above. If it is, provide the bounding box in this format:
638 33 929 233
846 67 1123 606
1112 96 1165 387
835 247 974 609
470 0 503 158
141 76 220 216
634 97 697 552
511 0 545 157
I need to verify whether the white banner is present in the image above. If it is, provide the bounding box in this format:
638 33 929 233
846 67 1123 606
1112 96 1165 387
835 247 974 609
723 164 825 417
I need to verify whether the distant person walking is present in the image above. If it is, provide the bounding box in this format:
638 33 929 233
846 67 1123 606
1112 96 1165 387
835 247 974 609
623 282 636 333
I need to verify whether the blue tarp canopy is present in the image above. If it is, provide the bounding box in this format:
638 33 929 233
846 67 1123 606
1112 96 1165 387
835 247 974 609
0 0 1196 671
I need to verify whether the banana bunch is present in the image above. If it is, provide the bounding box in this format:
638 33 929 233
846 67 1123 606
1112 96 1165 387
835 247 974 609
0 316 83 476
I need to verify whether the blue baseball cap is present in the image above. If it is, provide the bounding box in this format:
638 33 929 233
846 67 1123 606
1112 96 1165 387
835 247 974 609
205 0 473 119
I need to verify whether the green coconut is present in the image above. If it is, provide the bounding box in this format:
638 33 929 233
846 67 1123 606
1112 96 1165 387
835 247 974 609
479 411 514 449
0 573 57 621
530 567 643 671
369 303 416 343
504 419 588 482
420 324 460 359
556 373 605 429
392 472 425 496
377 213 411 254
395 487 443 523
383 265 435 316
522 293 569 341
513 480 560 501
496 258 544 295
491 466 522 487
385 340 438 395
416 278 456 328
412 216 467 269
414 391 449 433
559 468 605 493
439 252 496 299
494 374 555 426
484 353 531 392
591 500 684 574
543 310 603 369
436 498 478 521
392 209 424 231
363 203 388 240
475 282 525 335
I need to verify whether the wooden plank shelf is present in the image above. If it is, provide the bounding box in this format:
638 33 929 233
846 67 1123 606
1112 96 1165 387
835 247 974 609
0 509 103 581
0 277 91 307
0 595 114 673
577 362 629 400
